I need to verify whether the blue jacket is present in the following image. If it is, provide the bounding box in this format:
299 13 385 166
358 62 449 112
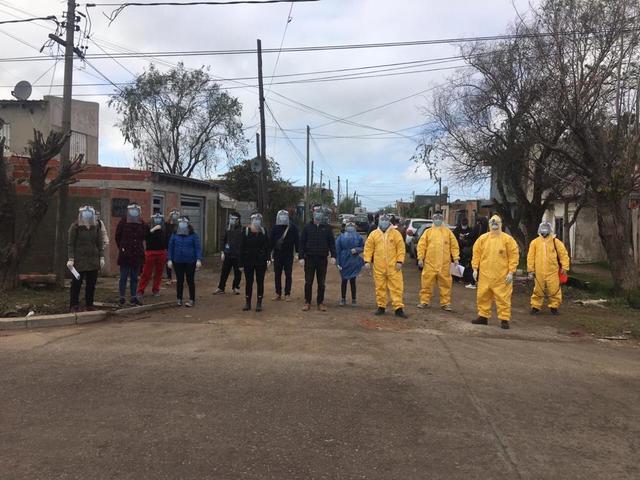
336 232 365 279
168 233 202 264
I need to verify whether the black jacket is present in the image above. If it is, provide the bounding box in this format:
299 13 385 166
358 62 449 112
300 222 336 259
145 226 169 251
222 226 243 259
239 227 270 266
270 224 299 261
452 225 477 250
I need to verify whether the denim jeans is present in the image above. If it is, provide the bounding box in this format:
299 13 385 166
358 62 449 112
119 265 139 300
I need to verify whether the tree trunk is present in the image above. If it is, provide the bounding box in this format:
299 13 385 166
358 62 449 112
596 195 640 293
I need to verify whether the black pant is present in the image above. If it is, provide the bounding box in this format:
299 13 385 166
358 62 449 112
70 270 98 309
218 256 242 291
274 257 293 296
244 263 267 302
174 262 196 301
304 255 328 305
341 278 357 300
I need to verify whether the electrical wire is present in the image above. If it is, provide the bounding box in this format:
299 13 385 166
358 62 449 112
0 15 57 25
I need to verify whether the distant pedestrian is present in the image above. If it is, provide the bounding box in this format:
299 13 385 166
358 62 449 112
165 210 180 285
136 213 169 302
167 216 202 307
239 213 270 312
270 210 299 302
213 212 243 295
115 204 146 306
336 221 364 306
453 217 477 289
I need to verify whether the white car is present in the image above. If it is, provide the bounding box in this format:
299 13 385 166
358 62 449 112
404 218 430 248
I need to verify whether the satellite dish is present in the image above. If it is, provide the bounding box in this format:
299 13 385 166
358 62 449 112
251 157 262 173
12 81 32 101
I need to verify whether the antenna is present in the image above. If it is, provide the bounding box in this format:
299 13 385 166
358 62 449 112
11 81 32 101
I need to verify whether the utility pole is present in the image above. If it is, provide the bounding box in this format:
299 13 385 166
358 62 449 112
310 161 314 188
257 39 268 218
305 125 310 223
319 170 323 203
256 132 262 211
53 0 77 286
320 170 323 189
337 176 341 206
346 179 349 200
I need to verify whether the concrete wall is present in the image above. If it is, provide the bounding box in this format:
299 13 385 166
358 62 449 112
46 96 99 165
0 101 50 156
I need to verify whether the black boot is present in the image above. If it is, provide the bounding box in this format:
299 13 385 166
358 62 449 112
501 320 510 329
530 307 540 315
374 307 386 316
550 307 559 315
394 308 408 319
255 297 263 312
471 316 488 325
242 296 251 311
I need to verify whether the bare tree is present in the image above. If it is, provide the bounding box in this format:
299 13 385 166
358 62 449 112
0 129 84 290
110 63 246 178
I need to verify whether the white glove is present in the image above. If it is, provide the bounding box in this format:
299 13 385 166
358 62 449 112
66 259 74 268
364 262 371 270
473 269 478 282
418 260 424 268
221 252 225 262
267 260 272 268
330 258 336 265
196 260 202 270
395 262 403 271
506 272 514 284
337 264 343 271
528 272 535 280
150 225 161 232
351 248 357 254
299 259 305 267
167 260 173 269
99 257 105 269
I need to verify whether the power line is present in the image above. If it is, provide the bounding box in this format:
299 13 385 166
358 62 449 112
0 15 57 25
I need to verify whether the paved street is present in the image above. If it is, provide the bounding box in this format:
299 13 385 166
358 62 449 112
1 264 639 479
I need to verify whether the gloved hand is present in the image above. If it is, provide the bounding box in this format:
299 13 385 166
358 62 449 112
167 260 173 270
473 269 478 282
299 259 305 267
150 225 161 233
351 248 357 255
66 259 74 268
560 268 567 275
454 259 460 267
418 260 424 268
365 262 371 270
221 252 225 262
395 262 403 271
196 260 202 270
330 258 336 265
337 265 343 271
528 272 535 280
99 257 105 269
505 272 514 284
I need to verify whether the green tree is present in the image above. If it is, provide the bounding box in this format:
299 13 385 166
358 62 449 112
110 63 245 178
338 197 356 214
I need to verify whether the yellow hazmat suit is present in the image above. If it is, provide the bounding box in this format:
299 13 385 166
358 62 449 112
472 216 520 321
417 225 460 306
364 227 405 310
527 232 570 310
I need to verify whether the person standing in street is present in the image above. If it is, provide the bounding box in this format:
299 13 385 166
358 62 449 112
115 204 146 306
363 213 408 318
527 221 570 315
136 212 168 302
165 210 180 285
416 212 460 312
270 210 299 302
453 217 477 289
67 205 104 312
471 214 519 329
167 216 202 307
239 213 270 312
299 207 337 312
213 213 243 295
336 221 365 306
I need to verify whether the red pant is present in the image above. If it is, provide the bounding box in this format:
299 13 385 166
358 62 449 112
137 250 167 295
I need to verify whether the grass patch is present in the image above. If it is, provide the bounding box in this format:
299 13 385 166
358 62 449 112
563 307 640 339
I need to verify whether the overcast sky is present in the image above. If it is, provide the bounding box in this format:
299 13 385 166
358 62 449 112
0 0 534 210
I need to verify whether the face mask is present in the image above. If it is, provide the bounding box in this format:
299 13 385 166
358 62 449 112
152 216 163 225
346 226 356 233
461 223 468 230
129 209 140 218
81 211 94 221
178 221 188 230
379 220 390 231
490 222 500 231
313 212 323 222
541 230 550 237
252 219 262 228
434 220 443 227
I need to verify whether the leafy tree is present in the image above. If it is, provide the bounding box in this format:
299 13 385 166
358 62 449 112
308 184 335 207
110 63 245 178
338 197 356 214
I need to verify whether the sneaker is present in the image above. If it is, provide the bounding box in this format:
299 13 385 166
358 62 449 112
351 300 357 307
165 280 172 286
256 298 263 312
416 303 429 309
177 299 183 307
374 307 386 316
550 308 559 315
152 291 160 298
185 300 194 308
395 308 408 319
131 298 143 306
465 284 477 290
471 316 488 325
213 288 225 295
318 303 328 312
441 304 453 312
232 288 241 295
339 299 346 306
501 320 510 329
272 295 282 301
530 307 540 315
302 304 310 312
284 295 292 302
242 303 251 311
118 298 126 307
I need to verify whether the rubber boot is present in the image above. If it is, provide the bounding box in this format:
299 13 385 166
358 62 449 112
255 297 263 312
242 296 251 311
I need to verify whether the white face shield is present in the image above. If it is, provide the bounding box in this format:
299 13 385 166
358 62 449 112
378 215 391 232
276 210 290 226
126 204 142 223
538 221 553 238
176 217 190 235
78 206 97 227
251 213 263 228
151 213 164 226
168 210 181 224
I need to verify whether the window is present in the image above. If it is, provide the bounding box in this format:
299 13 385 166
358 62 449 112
70 131 86 161
1 123 10 151
152 195 164 215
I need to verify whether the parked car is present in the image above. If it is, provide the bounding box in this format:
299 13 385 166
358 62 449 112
408 220 433 258
353 214 370 233
404 218 429 250
341 214 355 225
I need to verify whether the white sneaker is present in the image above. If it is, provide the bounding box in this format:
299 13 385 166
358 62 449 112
416 303 429 309
185 300 194 307
465 284 477 290
232 288 241 295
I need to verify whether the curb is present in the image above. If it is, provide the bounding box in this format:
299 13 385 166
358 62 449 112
0 301 177 331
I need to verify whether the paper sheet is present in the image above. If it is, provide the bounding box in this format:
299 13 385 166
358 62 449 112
449 263 464 278
68 265 81 280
